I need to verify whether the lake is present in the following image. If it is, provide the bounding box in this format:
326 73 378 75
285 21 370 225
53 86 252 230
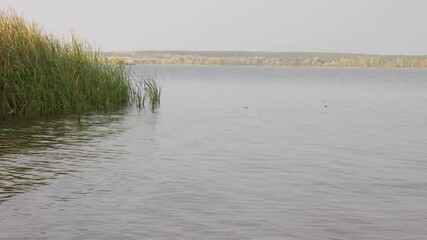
1 65 427 239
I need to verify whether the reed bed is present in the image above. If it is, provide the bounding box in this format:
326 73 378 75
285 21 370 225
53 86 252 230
0 10 158 119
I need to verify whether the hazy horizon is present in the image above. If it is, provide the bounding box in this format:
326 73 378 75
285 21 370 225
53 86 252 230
1 0 427 55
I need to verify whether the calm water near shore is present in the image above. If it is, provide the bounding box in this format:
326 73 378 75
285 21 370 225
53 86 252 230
1 65 427 239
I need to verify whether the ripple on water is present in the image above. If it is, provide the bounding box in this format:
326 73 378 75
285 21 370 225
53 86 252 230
0 111 129 204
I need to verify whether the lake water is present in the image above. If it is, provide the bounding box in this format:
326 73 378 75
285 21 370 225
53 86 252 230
1 65 427 239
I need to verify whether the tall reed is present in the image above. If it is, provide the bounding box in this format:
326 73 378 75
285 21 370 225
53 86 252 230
0 10 146 119
144 77 161 112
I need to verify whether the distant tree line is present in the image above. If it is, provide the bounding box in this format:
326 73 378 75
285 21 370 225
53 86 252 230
103 51 427 68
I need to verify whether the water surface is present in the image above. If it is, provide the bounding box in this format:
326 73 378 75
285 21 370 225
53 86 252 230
1 66 427 239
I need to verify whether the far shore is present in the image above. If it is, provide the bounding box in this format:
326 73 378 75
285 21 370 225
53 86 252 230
104 51 427 68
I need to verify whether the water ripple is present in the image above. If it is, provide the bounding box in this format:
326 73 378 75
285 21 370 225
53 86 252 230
0 111 129 204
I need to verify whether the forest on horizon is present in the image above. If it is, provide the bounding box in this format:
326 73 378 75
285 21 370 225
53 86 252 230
104 51 427 68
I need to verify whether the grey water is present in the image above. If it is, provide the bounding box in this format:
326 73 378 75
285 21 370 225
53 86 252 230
1 65 427 239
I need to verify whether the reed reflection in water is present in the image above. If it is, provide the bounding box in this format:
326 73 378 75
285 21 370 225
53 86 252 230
0 111 129 204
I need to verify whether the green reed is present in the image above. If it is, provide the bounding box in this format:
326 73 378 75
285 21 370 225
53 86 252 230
0 10 147 119
142 76 162 112
130 73 161 112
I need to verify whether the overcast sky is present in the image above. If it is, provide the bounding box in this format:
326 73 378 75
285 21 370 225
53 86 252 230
1 0 427 55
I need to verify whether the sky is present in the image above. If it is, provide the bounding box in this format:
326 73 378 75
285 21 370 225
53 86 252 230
1 0 427 55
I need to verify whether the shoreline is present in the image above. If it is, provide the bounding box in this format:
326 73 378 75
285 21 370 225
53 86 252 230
125 63 427 70
104 50 427 69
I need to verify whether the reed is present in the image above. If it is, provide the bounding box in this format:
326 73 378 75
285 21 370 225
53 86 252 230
143 77 162 112
0 10 147 119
